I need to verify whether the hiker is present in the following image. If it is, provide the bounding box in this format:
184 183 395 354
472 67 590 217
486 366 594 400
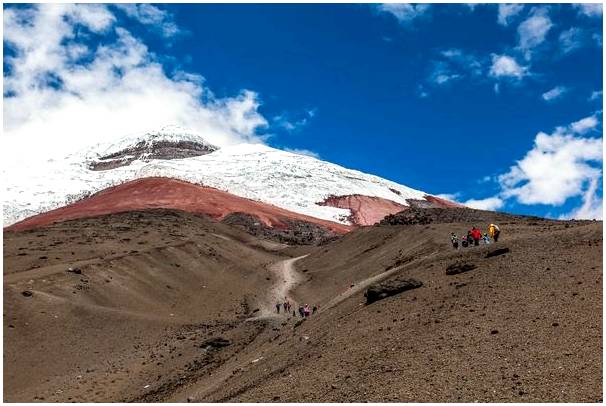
488 223 501 242
471 227 482 246
483 233 491 244
467 230 474 247
450 232 459 249
276 302 281 314
312 305 318 315
283 300 288 313
298 306 305 318
461 235 469 248
303 304 311 317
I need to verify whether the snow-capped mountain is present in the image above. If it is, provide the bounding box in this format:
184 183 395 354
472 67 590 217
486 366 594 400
3 126 452 228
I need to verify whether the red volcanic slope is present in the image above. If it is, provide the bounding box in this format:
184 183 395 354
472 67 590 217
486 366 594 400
319 194 465 226
319 195 408 226
5 177 353 233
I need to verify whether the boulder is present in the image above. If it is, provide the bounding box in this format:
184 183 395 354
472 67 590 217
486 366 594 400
485 247 510 258
365 277 423 304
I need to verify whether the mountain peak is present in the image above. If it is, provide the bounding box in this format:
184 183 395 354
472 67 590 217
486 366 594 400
87 125 219 171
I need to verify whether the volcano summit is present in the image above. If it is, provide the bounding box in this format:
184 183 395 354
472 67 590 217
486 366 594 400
4 125 457 232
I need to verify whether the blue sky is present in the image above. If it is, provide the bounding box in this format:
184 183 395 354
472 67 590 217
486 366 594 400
3 3 603 219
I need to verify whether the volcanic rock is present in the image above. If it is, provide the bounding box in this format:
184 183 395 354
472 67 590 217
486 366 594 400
365 277 423 304
485 247 510 258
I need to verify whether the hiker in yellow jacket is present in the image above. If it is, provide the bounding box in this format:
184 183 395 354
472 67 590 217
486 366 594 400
488 223 501 242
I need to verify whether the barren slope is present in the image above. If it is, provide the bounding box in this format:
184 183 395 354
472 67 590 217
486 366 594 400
180 210 603 402
4 207 602 402
3 210 301 402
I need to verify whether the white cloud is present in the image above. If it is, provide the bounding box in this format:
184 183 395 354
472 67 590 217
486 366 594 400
114 4 180 38
497 4 524 26
441 48 484 76
283 148 320 159
558 27 586 55
498 114 602 206
489 54 527 79
541 86 568 102
434 193 461 202
574 4 603 18
427 48 484 87
3 4 268 165
570 115 599 134
376 3 430 26
559 177 603 220
516 7 553 59
460 114 602 218
463 197 504 211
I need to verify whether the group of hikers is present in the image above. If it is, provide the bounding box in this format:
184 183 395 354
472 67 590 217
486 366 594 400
275 298 318 318
450 223 501 249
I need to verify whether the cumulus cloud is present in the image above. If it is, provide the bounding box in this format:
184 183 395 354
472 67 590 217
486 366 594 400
516 7 553 59
574 3 603 18
489 54 527 79
497 4 524 26
541 86 568 102
460 114 602 219
498 114 602 208
463 197 505 211
114 4 180 38
570 115 599 134
3 4 268 165
376 3 430 26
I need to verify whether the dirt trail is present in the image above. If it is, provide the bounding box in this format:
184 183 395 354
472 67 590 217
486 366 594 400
247 255 307 320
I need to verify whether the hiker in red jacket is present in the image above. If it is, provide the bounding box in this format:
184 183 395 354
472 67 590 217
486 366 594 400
471 227 482 246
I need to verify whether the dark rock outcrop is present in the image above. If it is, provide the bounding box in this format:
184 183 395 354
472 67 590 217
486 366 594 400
485 247 510 258
221 212 339 246
200 337 231 350
445 262 477 275
89 140 217 171
365 277 423 304
380 207 544 226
